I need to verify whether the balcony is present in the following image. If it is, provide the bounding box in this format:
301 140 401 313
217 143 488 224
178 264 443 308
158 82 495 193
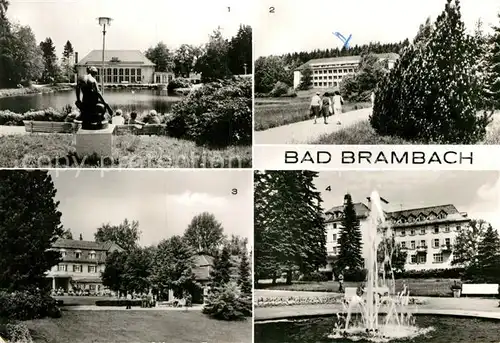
416 245 428 252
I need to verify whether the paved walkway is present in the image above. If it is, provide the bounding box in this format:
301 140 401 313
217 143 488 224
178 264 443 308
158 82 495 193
0 125 27 135
254 108 372 144
255 290 500 321
63 305 203 311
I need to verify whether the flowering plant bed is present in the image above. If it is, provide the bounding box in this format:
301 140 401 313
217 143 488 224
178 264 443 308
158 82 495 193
255 296 342 308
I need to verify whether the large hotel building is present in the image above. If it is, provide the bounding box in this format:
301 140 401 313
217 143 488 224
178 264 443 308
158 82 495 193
323 198 470 273
293 53 399 89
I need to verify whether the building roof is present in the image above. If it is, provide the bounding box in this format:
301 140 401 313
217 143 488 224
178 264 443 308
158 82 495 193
192 253 241 281
76 50 155 66
296 52 400 71
52 238 121 251
386 204 460 220
324 202 370 222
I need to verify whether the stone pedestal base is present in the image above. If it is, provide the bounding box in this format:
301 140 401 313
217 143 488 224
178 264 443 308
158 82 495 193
76 125 115 158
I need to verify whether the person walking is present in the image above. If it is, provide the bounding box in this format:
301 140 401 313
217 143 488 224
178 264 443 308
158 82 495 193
310 91 322 124
321 93 331 124
338 272 344 292
332 91 344 125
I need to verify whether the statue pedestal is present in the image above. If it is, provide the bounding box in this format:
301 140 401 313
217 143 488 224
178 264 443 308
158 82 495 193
75 125 115 159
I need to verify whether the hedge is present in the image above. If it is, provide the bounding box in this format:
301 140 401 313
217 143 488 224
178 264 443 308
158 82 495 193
0 290 62 320
95 299 142 307
0 108 66 126
394 268 465 279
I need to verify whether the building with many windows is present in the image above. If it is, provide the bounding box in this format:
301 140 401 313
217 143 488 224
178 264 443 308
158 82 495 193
46 239 123 293
75 50 158 85
323 199 470 273
293 53 399 89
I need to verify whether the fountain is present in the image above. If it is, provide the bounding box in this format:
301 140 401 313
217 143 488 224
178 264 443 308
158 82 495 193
328 191 433 342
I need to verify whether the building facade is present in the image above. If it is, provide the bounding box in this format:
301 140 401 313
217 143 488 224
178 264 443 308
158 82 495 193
46 239 123 293
75 50 156 84
324 200 470 273
293 53 399 89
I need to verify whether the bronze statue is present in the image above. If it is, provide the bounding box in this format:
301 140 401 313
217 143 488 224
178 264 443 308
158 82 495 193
75 66 113 129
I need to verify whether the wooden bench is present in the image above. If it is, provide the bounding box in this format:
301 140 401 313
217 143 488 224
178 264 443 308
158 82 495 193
23 121 77 133
461 283 499 297
114 124 167 136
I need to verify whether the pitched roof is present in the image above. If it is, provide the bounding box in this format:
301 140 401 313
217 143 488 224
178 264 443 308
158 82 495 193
52 238 120 251
296 53 399 71
77 50 155 66
386 204 460 220
324 202 370 221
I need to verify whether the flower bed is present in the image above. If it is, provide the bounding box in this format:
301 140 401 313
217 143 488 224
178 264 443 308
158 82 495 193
95 300 143 307
255 296 342 308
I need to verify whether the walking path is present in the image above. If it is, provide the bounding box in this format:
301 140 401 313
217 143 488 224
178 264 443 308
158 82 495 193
63 305 203 311
0 125 27 135
255 290 500 321
254 108 372 144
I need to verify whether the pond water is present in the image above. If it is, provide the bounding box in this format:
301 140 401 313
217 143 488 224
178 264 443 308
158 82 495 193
0 89 181 115
255 315 500 343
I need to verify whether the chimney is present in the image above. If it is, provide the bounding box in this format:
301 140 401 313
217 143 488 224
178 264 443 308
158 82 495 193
79 233 83 241
75 52 78 64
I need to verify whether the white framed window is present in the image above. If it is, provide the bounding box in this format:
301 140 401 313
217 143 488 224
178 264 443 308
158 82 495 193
73 265 82 273
88 266 96 273
445 238 451 246
444 225 450 233
401 229 406 236
410 241 416 249
420 228 426 235
433 253 443 263
58 264 67 272
418 255 426 264
420 240 426 247
401 242 406 248
433 226 439 234
411 255 417 263
332 234 337 241
60 249 66 257
410 229 415 236
90 251 96 259
433 239 440 248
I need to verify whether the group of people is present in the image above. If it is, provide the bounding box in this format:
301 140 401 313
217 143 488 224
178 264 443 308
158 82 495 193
123 291 156 309
108 109 162 126
310 91 344 125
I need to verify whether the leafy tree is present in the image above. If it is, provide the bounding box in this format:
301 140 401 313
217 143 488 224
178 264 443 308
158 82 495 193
173 44 202 77
227 24 252 75
486 13 500 109
0 0 8 20
145 42 175 72
61 40 74 82
122 247 153 293
39 37 60 84
226 234 248 256
102 250 127 294
254 171 326 285
61 228 73 239
377 236 407 276
297 66 313 90
255 56 293 93
195 28 232 82
371 0 491 144
210 245 232 289
0 171 64 291
452 219 488 266
94 219 141 252
152 236 200 299
337 194 363 275
183 212 224 255
237 249 251 294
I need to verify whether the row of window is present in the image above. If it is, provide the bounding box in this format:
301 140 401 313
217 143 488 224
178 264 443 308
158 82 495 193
94 68 144 84
57 264 102 273
410 253 444 264
313 68 355 75
313 82 339 88
395 211 448 224
400 225 458 236
314 75 343 80
401 238 452 250
60 250 97 259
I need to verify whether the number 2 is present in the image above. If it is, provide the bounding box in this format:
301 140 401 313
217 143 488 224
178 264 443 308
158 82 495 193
269 6 275 13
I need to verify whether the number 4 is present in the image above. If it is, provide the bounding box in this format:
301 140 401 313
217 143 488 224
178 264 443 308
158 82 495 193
325 186 332 191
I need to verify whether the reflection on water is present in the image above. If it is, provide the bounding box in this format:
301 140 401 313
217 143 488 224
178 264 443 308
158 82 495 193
0 89 181 115
255 315 500 343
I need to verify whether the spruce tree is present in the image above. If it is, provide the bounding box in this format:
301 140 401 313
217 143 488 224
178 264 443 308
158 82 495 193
210 245 232 289
486 13 500 109
0 170 64 291
473 225 500 282
337 194 363 274
371 0 490 144
237 249 252 294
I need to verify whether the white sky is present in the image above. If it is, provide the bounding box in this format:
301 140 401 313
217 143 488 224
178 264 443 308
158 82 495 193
49 170 253 248
7 0 254 59
256 0 500 57
314 171 500 230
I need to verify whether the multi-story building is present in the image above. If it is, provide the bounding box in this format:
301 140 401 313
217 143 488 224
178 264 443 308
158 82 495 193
293 53 399 89
75 50 162 85
323 199 470 273
46 239 123 293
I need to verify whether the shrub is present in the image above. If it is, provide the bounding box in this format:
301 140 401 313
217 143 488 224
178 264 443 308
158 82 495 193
394 268 464 279
0 290 61 320
300 272 329 282
269 81 290 97
370 0 491 144
202 284 251 321
343 269 367 282
166 78 252 147
0 108 67 126
95 300 142 307
167 78 191 92
0 321 33 343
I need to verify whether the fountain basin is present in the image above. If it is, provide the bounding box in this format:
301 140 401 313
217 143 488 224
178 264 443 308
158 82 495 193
255 314 500 343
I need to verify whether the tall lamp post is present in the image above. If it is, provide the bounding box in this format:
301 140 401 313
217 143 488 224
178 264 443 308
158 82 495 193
243 62 247 75
98 17 112 95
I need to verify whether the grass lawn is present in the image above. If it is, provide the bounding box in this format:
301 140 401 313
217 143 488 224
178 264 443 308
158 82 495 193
257 278 459 297
310 110 500 144
255 89 370 131
25 310 251 343
0 134 252 168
